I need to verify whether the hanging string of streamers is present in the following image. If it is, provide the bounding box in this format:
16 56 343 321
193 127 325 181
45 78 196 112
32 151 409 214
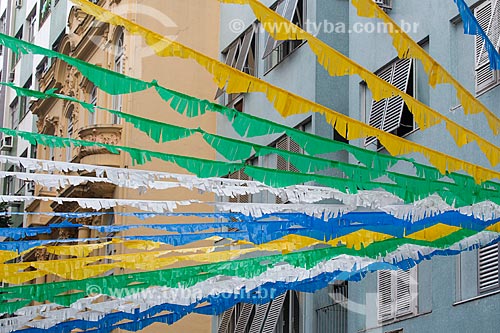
68 1 500 179
0 231 498 317
351 0 500 131
217 0 500 149
0 211 496 242
2 231 498 333
1 36 498 184
5 127 499 206
5 81 500 197
0 1 498 331
452 0 500 70
3 19 498 184
4 83 500 207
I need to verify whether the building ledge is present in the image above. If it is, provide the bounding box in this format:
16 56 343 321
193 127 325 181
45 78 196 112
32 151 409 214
453 289 500 306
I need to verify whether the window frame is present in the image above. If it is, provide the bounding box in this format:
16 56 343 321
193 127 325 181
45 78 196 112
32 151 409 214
263 0 307 73
216 23 259 102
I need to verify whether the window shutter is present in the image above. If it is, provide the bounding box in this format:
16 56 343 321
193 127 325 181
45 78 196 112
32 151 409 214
365 64 393 146
378 268 417 322
478 244 500 292
234 303 254 333
235 26 256 72
248 303 270 333
377 270 394 322
395 269 414 317
215 42 240 99
262 0 300 58
217 307 234 333
382 58 413 133
474 0 499 93
261 292 287 333
228 169 250 203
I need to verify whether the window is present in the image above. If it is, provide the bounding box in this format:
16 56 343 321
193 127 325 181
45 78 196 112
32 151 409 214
35 57 49 91
19 77 32 121
26 7 37 43
12 27 23 67
40 0 51 27
478 243 500 293
112 29 124 124
89 86 98 125
317 282 348 333
263 0 306 72
365 58 416 147
474 0 500 94
225 168 251 204
66 107 74 162
377 268 418 323
215 24 258 103
10 98 19 129
217 291 299 333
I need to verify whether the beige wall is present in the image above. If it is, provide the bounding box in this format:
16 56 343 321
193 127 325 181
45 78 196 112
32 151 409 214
27 1 220 331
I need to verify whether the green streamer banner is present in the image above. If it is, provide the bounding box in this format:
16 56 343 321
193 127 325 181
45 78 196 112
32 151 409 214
0 228 493 314
1 33 497 189
2 82 500 207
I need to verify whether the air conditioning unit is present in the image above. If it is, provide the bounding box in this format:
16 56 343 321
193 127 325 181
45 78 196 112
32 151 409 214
15 0 22 9
374 0 392 11
0 136 14 151
8 70 15 82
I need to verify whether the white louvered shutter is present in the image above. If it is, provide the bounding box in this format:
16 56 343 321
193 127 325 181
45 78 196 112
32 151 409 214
261 293 287 333
365 64 393 146
262 0 300 58
474 0 500 93
234 303 254 333
248 303 270 333
217 307 234 333
382 58 412 133
377 270 394 322
479 244 500 292
378 268 417 322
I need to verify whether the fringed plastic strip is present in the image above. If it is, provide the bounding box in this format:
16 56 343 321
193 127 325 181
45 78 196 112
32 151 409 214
0 36 498 183
4 233 500 333
0 127 473 205
0 211 496 261
0 232 498 318
5 82 500 204
351 0 500 135
51 2 500 181
217 0 500 165
453 0 500 70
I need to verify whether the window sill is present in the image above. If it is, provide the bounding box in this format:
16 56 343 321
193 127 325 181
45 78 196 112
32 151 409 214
263 40 307 76
475 81 500 98
359 311 432 333
453 289 500 306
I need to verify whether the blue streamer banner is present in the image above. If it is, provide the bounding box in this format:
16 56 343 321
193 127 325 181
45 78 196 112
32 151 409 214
453 0 500 69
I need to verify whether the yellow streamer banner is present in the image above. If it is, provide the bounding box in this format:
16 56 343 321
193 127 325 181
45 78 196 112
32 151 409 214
351 0 500 136
0 235 319 283
70 0 500 183
218 0 499 167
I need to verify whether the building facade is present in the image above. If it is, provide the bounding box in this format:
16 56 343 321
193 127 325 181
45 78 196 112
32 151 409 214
1 0 220 332
215 0 500 332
